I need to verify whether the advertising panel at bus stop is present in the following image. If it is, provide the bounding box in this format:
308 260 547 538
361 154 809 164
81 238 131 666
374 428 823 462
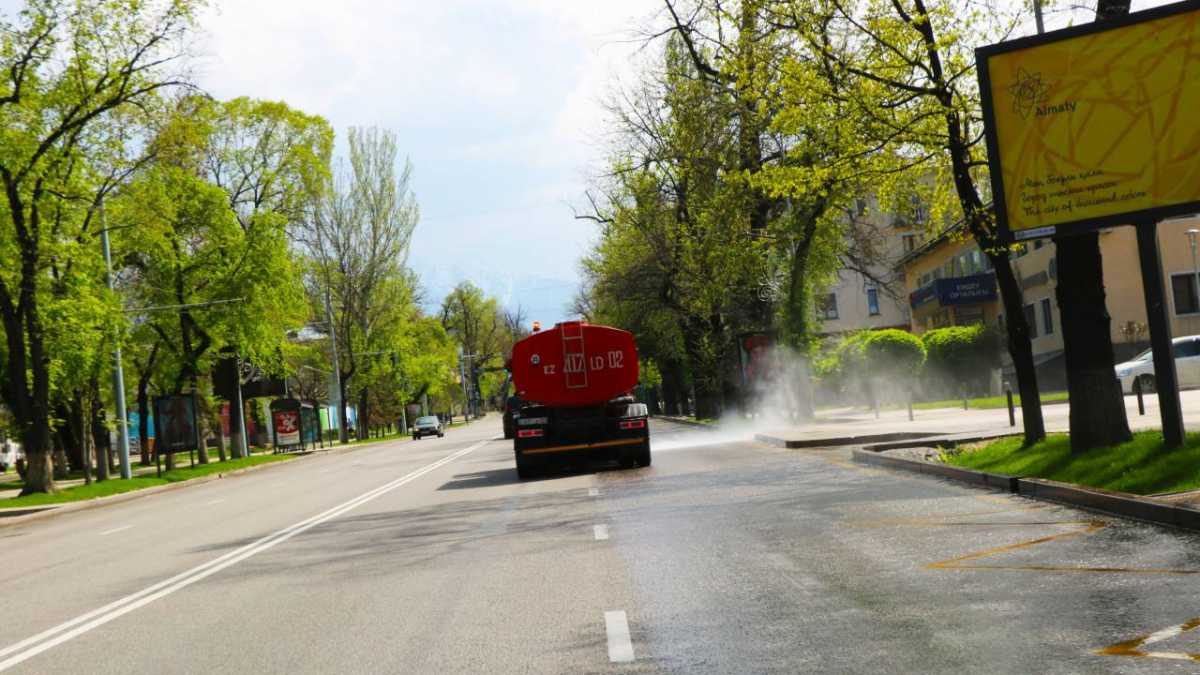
977 1 1200 243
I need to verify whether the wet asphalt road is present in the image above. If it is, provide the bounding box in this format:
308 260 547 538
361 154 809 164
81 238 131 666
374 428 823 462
1 417 1200 673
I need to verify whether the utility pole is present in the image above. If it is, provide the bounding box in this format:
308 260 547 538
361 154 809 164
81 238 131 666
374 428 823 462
100 205 132 480
325 291 348 444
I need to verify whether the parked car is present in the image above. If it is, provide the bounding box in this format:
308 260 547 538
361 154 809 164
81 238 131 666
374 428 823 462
1114 335 1200 394
0 439 23 473
412 415 444 440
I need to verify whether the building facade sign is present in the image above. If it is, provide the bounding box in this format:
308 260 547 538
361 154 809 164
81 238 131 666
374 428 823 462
910 273 998 309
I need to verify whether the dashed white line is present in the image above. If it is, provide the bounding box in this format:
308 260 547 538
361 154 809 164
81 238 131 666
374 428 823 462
593 524 609 541
588 488 600 497
204 499 225 506
604 610 635 663
99 525 132 536
0 440 487 672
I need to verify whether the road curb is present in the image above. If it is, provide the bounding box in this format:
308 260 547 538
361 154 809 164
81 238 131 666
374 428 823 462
758 431 937 449
851 449 1018 492
850 449 1200 532
1016 478 1200 531
654 416 715 429
0 431 426 529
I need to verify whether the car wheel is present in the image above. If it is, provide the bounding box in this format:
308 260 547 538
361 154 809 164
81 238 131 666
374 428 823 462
1136 374 1156 394
412 434 419 441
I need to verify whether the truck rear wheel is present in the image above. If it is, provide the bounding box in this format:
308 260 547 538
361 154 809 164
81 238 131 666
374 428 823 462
636 441 651 467
515 453 539 479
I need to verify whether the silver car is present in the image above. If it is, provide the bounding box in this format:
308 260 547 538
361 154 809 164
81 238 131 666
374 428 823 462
412 415 444 440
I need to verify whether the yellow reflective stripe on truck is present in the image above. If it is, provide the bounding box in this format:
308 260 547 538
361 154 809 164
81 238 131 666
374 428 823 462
521 438 644 455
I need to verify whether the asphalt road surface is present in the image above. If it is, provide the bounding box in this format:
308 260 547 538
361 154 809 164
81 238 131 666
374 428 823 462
2 417 1200 673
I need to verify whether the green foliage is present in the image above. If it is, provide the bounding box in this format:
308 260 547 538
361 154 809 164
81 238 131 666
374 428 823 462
921 324 1002 396
862 329 926 379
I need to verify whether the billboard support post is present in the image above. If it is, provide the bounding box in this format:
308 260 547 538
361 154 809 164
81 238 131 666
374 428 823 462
1135 221 1185 448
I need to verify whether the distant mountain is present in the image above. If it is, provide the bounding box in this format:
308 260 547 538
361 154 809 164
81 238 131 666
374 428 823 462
413 261 580 325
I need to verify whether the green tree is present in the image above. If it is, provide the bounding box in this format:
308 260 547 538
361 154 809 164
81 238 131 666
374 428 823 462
0 0 202 494
301 127 418 441
772 0 1047 444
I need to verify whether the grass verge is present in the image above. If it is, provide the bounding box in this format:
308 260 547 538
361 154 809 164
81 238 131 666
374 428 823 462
912 391 1069 411
0 453 294 509
944 431 1200 495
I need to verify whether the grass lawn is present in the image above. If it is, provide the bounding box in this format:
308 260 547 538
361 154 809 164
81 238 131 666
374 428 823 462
0 453 294 508
911 391 1069 411
944 431 1200 495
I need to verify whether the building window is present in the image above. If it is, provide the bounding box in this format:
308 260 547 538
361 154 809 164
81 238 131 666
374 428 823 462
1024 303 1038 338
902 234 918 253
1172 273 1200 315
867 288 880 316
1041 298 1054 334
819 293 839 320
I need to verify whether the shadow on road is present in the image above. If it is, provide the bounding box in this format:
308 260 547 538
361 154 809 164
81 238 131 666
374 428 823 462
437 459 630 491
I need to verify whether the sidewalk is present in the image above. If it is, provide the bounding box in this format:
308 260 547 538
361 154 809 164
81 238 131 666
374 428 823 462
755 388 1200 447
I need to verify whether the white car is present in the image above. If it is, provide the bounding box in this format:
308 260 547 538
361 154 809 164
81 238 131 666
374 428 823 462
1114 335 1200 394
0 439 22 473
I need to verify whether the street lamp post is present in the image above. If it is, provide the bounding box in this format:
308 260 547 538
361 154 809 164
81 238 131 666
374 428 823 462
1188 229 1200 310
100 205 132 480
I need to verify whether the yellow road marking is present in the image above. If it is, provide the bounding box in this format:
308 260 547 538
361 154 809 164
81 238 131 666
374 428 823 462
819 450 1200 658
1097 617 1200 662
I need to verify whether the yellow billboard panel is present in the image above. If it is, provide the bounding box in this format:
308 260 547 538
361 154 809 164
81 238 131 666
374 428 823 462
979 2 1200 241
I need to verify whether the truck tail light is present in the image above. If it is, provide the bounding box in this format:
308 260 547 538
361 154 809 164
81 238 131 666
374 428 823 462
518 429 545 438
619 419 646 430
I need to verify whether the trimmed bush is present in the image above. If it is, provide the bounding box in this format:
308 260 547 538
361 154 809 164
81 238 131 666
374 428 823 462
921 324 1002 397
862 329 926 379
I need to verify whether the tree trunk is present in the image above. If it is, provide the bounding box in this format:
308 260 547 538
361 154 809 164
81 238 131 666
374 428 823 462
1055 232 1131 450
61 400 85 473
357 386 370 441
992 255 1046 445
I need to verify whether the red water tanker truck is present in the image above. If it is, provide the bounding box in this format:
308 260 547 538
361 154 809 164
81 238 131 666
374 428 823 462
508 321 651 478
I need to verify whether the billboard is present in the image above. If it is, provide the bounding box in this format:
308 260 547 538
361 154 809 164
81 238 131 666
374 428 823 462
153 395 199 454
977 1 1200 242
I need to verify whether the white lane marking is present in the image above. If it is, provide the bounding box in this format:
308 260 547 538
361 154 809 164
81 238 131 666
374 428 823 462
99 525 132 536
0 440 487 672
588 488 600 497
204 499 225 506
593 524 609 541
604 610 634 663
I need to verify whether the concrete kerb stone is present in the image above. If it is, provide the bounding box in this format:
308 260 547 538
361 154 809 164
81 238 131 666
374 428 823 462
851 449 1018 492
0 432 422 529
850 448 1200 533
756 431 937 449
654 415 714 429
1017 478 1200 532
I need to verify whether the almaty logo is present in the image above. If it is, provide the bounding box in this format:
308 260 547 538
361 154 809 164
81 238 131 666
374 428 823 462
1008 68 1050 119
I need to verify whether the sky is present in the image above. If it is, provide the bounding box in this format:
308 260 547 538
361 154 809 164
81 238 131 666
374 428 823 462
193 0 657 325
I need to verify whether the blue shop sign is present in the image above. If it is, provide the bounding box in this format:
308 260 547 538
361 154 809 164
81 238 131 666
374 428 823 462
910 272 997 309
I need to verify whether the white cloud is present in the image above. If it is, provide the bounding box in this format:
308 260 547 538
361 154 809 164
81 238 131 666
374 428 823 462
191 0 658 322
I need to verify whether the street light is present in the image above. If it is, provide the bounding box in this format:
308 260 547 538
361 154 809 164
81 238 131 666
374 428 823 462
1188 229 1200 312
100 205 132 480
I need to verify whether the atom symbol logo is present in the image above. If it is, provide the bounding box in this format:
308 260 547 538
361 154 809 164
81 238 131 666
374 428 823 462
1007 68 1050 119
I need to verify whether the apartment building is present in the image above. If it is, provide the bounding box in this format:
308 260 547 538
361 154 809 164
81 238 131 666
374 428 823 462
898 214 1200 389
815 199 923 336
